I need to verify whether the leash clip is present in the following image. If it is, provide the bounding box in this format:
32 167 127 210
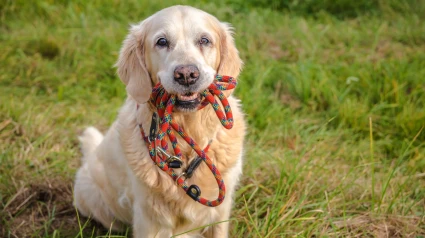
175 155 204 184
156 147 183 168
176 172 187 183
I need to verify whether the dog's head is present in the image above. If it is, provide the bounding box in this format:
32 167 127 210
115 5 242 112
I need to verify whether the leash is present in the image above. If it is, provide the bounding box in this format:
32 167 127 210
139 75 237 207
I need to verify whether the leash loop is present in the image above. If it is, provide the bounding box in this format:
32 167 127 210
140 75 237 207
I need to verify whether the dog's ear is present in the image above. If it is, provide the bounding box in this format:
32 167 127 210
217 23 243 79
115 22 152 104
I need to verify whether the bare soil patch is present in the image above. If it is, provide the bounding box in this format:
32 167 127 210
0 179 112 237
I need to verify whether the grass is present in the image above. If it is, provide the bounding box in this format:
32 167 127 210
1 0 425 237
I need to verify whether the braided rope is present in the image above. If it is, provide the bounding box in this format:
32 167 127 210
140 75 237 207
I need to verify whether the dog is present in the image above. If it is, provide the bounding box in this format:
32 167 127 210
73 5 245 237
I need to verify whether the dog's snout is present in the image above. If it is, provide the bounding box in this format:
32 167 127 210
173 65 200 86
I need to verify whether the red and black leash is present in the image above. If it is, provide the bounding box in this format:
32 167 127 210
139 75 237 207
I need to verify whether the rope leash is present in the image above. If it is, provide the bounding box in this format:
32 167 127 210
139 75 237 207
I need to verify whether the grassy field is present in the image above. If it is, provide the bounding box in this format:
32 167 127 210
1 0 425 237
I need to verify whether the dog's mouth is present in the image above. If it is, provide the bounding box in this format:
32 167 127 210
175 92 202 111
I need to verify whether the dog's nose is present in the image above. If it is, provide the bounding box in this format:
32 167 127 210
173 65 200 86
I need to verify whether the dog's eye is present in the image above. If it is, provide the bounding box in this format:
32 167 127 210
156 38 168 47
200 37 210 45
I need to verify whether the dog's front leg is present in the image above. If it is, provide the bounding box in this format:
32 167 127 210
132 201 172 238
208 197 232 238
131 179 174 238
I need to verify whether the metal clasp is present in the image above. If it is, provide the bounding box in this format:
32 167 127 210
176 172 187 183
156 147 183 168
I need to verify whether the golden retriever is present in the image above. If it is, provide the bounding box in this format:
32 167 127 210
73 5 245 237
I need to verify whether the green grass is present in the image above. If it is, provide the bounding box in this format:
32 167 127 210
1 0 425 237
